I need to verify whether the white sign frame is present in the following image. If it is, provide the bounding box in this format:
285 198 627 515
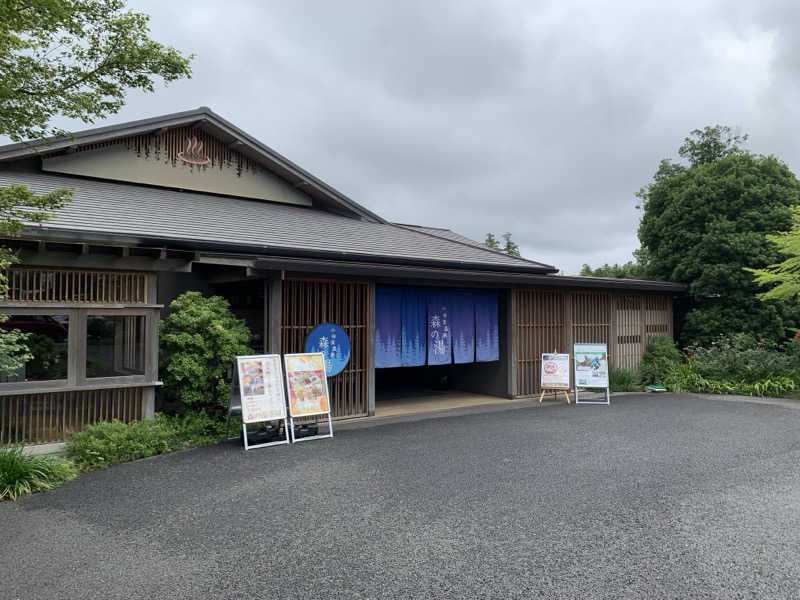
539 352 571 404
283 352 334 443
573 343 611 405
236 354 290 450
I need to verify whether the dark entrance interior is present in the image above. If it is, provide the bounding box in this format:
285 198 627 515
211 279 265 353
375 290 510 408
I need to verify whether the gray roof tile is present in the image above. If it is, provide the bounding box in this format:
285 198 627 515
0 170 556 272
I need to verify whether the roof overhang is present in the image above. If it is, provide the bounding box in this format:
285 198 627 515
225 254 684 292
14 227 558 275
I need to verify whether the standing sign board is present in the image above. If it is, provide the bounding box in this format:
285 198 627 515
573 343 610 405
284 352 334 442
236 354 290 449
539 353 571 404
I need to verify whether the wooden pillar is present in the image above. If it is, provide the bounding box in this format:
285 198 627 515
267 277 282 354
564 291 572 356
144 387 155 419
367 281 376 416
507 288 517 398
610 292 618 368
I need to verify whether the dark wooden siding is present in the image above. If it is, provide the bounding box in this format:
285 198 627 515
1 387 147 444
514 288 672 397
280 278 369 419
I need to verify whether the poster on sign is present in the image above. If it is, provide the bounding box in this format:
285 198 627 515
284 352 334 442
539 352 571 404
235 354 289 449
573 343 611 405
541 353 570 389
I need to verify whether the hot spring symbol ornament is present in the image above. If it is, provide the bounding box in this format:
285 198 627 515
304 323 351 377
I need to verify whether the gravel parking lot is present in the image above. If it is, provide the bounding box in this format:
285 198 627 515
3 393 800 599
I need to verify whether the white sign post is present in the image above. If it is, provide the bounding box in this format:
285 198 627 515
573 343 611 405
236 354 290 450
539 352 571 404
284 352 334 443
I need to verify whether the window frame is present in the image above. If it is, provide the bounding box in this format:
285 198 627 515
0 306 159 394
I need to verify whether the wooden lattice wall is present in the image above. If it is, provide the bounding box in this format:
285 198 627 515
1 387 146 444
5 267 148 303
514 288 672 397
280 278 369 419
514 288 566 395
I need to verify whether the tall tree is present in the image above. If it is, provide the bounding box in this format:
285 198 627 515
483 232 500 250
637 125 800 345
484 232 521 257
748 207 800 301
1 0 192 142
501 232 521 257
0 0 192 373
579 260 647 279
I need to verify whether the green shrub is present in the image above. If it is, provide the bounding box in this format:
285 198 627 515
66 411 228 470
685 333 800 383
167 410 226 447
0 445 77 501
66 416 181 470
639 335 681 385
661 359 798 397
160 291 252 410
609 368 640 392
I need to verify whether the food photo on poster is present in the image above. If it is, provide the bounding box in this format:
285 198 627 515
284 353 331 416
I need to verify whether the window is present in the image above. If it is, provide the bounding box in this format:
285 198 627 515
86 315 146 378
0 314 69 381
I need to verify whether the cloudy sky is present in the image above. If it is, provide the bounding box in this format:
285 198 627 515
38 1 800 273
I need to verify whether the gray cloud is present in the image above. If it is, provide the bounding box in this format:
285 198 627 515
21 0 800 273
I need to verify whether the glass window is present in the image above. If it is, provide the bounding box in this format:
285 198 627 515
0 314 69 381
87 315 146 378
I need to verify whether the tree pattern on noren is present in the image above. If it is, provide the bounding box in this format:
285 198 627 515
374 287 499 369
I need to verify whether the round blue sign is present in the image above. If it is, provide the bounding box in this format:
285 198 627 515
304 323 351 377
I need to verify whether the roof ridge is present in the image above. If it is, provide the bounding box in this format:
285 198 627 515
386 221 557 272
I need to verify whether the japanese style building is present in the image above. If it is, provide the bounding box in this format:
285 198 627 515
0 108 684 443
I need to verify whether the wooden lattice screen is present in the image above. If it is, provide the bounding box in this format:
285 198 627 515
615 295 643 371
513 288 671 397
570 291 612 352
514 288 566 397
644 295 670 340
5 268 147 303
612 294 673 370
281 278 369 419
1 387 146 444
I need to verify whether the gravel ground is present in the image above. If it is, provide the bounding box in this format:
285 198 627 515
3 393 800 599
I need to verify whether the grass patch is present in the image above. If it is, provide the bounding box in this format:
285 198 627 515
0 445 77 501
609 368 641 392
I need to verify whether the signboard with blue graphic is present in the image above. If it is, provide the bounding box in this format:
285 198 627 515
304 323 351 377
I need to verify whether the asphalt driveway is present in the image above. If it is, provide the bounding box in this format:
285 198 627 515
3 394 800 599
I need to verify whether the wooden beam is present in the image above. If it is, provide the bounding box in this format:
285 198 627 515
16 250 192 272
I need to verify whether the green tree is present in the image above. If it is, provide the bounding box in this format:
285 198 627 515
579 260 647 279
637 125 800 345
1 0 192 142
748 206 800 301
485 232 521 257
501 232 521 257
160 292 251 410
0 0 192 375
